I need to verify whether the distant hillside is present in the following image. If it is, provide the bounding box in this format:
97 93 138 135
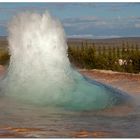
68 37 140 42
0 36 8 48
0 36 140 48
68 37 140 48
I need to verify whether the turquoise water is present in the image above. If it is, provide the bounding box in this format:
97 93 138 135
3 69 130 111
0 76 139 138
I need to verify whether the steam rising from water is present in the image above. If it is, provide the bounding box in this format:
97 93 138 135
2 11 129 110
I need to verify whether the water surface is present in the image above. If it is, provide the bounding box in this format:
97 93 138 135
0 93 139 138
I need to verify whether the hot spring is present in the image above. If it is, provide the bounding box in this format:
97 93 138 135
1 10 130 111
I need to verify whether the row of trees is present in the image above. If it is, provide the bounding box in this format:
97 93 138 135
0 41 139 73
0 48 10 65
68 42 140 73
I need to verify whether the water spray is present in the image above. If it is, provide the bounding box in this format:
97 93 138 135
2 11 130 111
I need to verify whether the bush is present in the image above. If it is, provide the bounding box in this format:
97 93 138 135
68 41 140 73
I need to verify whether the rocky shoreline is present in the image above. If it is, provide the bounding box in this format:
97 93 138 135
79 69 140 95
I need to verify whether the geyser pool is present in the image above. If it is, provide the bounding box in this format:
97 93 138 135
2 11 130 111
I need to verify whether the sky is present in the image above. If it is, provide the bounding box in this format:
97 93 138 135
0 3 140 39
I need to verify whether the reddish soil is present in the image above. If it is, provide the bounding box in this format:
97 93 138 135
79 69 140 95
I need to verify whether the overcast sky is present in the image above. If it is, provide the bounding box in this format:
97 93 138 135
0 3 140 39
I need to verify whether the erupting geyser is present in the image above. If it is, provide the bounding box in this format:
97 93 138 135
2 11 129 110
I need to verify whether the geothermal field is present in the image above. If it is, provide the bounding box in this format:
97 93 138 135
0 10 140 138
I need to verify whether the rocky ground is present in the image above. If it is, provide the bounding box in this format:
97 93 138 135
79 69 140 95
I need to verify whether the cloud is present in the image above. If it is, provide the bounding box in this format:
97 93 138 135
135 23 140 28
63 16 109 30
0 20 7 27
68 34 121 39
63 16 98 24
109 7 121 12
63 14 140 39
0 5 48 15
63 15 140 33
106 3 140 12
68 34 94 38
